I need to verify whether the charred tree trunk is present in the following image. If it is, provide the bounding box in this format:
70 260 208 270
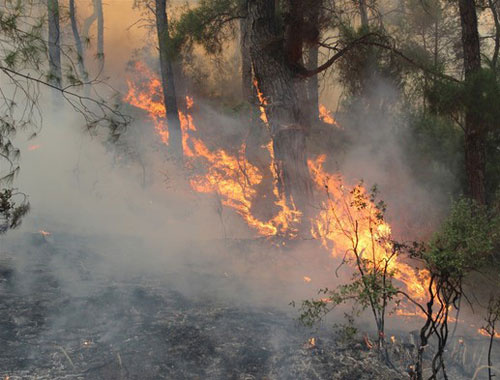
155 0 183 159
47 0 62 88
458 0 486 205
305 46 318 122
304 2 320 123
247 0 311 208
240 15 255 103
69 0 88 83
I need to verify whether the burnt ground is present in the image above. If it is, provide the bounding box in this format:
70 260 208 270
0 232 495 380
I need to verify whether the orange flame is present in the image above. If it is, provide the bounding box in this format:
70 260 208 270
478 328 500 339
28 144 41 151
308 155 429 303
125 62 169 144
125 62 498 341
319 104 338 127
253 78 268 125
126 63 300 237
307 337 316 347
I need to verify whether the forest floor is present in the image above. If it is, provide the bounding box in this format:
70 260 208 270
0 232 492 380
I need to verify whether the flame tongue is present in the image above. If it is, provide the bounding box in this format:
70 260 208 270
125 62 169 144
126 63 301 237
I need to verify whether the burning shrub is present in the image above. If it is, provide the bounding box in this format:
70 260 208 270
297 184 402 363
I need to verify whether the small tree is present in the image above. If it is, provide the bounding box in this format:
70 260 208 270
403 198 498 380
298 183 400 362
481 294 500 380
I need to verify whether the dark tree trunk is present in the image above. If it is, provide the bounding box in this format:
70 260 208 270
47 0 62 88
305 45 319 123
239 14 255 103
155 0 183 159
69 0 88 83
458 0 486 204
247 0 311 207
304 1 320 123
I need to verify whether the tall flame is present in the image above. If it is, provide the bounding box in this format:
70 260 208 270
125 62 169 144
125 62 497 340
125 63 428 298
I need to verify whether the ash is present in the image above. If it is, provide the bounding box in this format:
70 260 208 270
0 233 487 379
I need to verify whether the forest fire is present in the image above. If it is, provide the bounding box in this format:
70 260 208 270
125 62 430 308
125 62 169 144
4 0 500 378
308 155 429 303
126 63 301 238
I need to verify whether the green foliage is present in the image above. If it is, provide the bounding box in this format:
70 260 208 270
405 111 464 194
0 188 29 234
425 197 498 277
334 312 359 344
172 0 243 55
427 69 500 124
336 26 405 98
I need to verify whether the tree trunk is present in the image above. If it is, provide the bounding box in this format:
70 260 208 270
458 0 486 205
305 45 319 123
155 0 183 159
239 10 255 103
247 0 311 207
47 0 62 88
304 1 320 123
359 0 369 27
95 0 104 71
69 0 88 83
83 0 104 72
